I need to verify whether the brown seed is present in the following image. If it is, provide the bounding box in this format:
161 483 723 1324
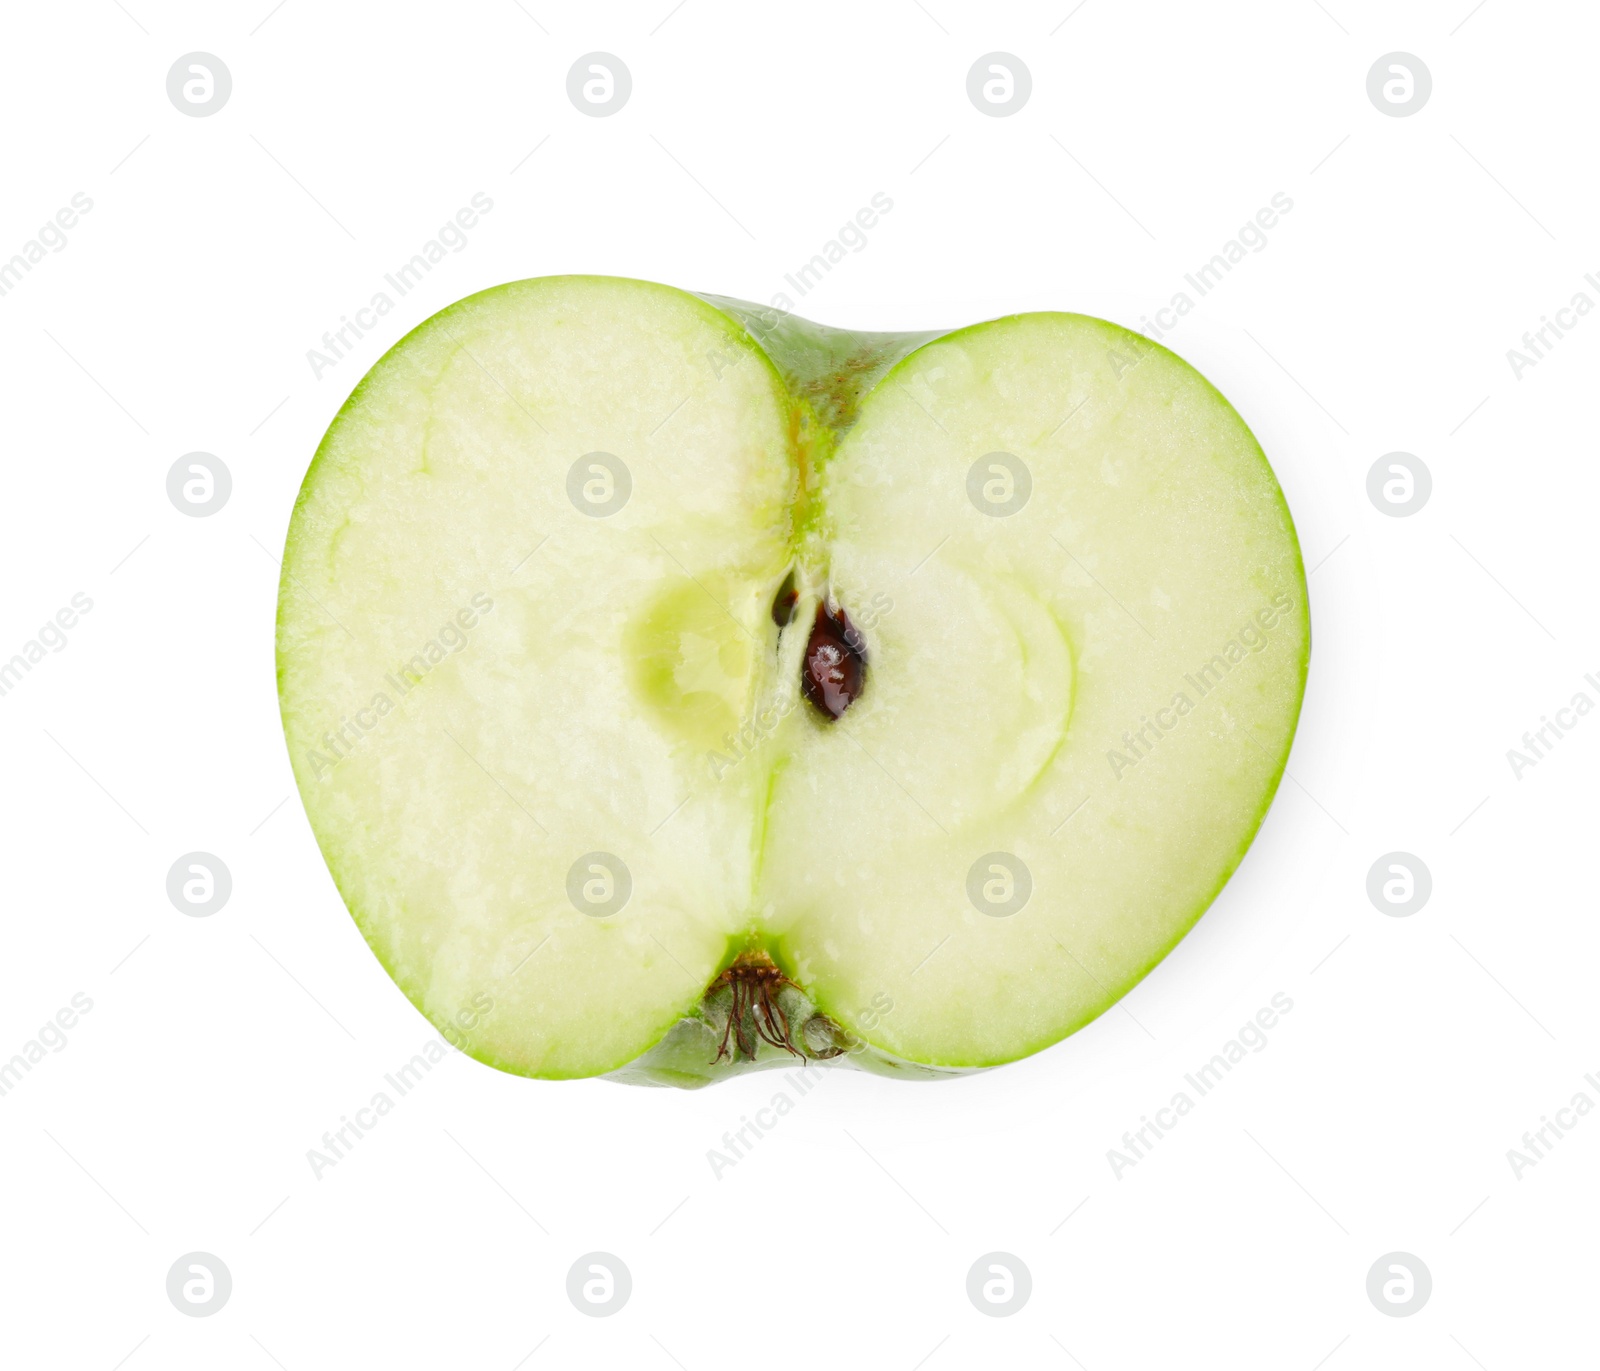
771 569 798 627
801 601 867 720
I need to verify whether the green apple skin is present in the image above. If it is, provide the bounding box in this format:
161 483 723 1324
277 276 1308 1088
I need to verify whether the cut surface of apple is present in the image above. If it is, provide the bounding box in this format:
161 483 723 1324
277 275 1308 1086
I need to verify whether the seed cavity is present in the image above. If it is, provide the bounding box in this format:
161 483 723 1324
801 601 867 720
771 569 798 628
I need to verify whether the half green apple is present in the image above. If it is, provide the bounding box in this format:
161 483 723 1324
276 275 1308 1087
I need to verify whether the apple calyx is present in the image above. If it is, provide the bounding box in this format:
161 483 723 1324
707 949 844 1065
800 601 868 720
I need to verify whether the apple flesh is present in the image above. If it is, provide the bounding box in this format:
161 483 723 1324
277 276 1308 1087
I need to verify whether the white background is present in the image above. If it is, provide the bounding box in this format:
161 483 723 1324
1 1 1593 1366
